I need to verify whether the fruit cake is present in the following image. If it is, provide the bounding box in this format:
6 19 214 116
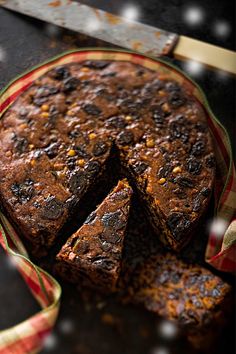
118 198 232 351
125 252 232 350
0 60 215 252
56 179 132 293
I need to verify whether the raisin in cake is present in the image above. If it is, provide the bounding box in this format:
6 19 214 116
0 60 215 252
56 179 132 293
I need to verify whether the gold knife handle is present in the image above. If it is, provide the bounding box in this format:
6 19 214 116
173 36 236 75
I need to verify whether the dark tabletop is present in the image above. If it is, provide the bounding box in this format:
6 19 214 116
0 1 235 353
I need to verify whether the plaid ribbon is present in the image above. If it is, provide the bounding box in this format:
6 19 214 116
0 214 61 354
0 49 235 353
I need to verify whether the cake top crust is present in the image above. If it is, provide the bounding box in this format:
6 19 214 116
0 60 215 250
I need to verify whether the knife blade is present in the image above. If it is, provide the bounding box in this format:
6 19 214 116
1 0 235 74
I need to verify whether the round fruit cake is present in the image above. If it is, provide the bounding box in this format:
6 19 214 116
0 60 215 253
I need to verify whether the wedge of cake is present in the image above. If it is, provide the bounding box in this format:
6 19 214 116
116 198 232 351
125 252 232 350
56 179 132 293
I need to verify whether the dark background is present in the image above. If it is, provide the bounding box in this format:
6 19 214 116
0 1 235 353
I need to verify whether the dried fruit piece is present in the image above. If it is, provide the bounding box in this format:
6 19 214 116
191 140 205 157
165 81 181 92
169 116 189 143
169 91 185 108
132 161 148 174
41 104 49 112
77 159 85 167
101 211 126 230
172 166 182 174
83 104 101 116
35 85 59 98
41 112 49 118
157 164 172 178
205 154 215 168
53 66 70 80
84 160 100 177
91 256 116 270
195 122 207 132
13 135 28 153
192 196 201 212
161 102 171 115
200 187 211 197
67 157 76 170
74 146 89 158
106 116 127 129
62 77 80 92
69 171 87 195
88 133 97 140
167 212 190 241
84 60 110 69
146 138 155 148
44 142 60 159
152 108 165 125
68 130 80 139
158 178 166 185
67 149 76 157
92 142 108 156
186 158 202 175
11 179 34 204
116 130 134 145
42 196 64 220
174 176 194 188
5 151 12 157
101 71 117 77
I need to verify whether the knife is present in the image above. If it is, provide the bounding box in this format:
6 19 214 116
1 0 235 74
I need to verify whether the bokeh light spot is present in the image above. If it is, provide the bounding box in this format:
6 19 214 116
44 24 62 37
157 320 178 339
213 21 231 38
58 318 74 334
43 333 58 351
183 60 204 77
6 255 20 270
120 4 140 21
216 70 230 81
208 217 228 238
183 5 205 26
150 346 169 354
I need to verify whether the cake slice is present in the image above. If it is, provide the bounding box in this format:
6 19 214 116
124 252 232 350
116 200 232 351
56 179 133 293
